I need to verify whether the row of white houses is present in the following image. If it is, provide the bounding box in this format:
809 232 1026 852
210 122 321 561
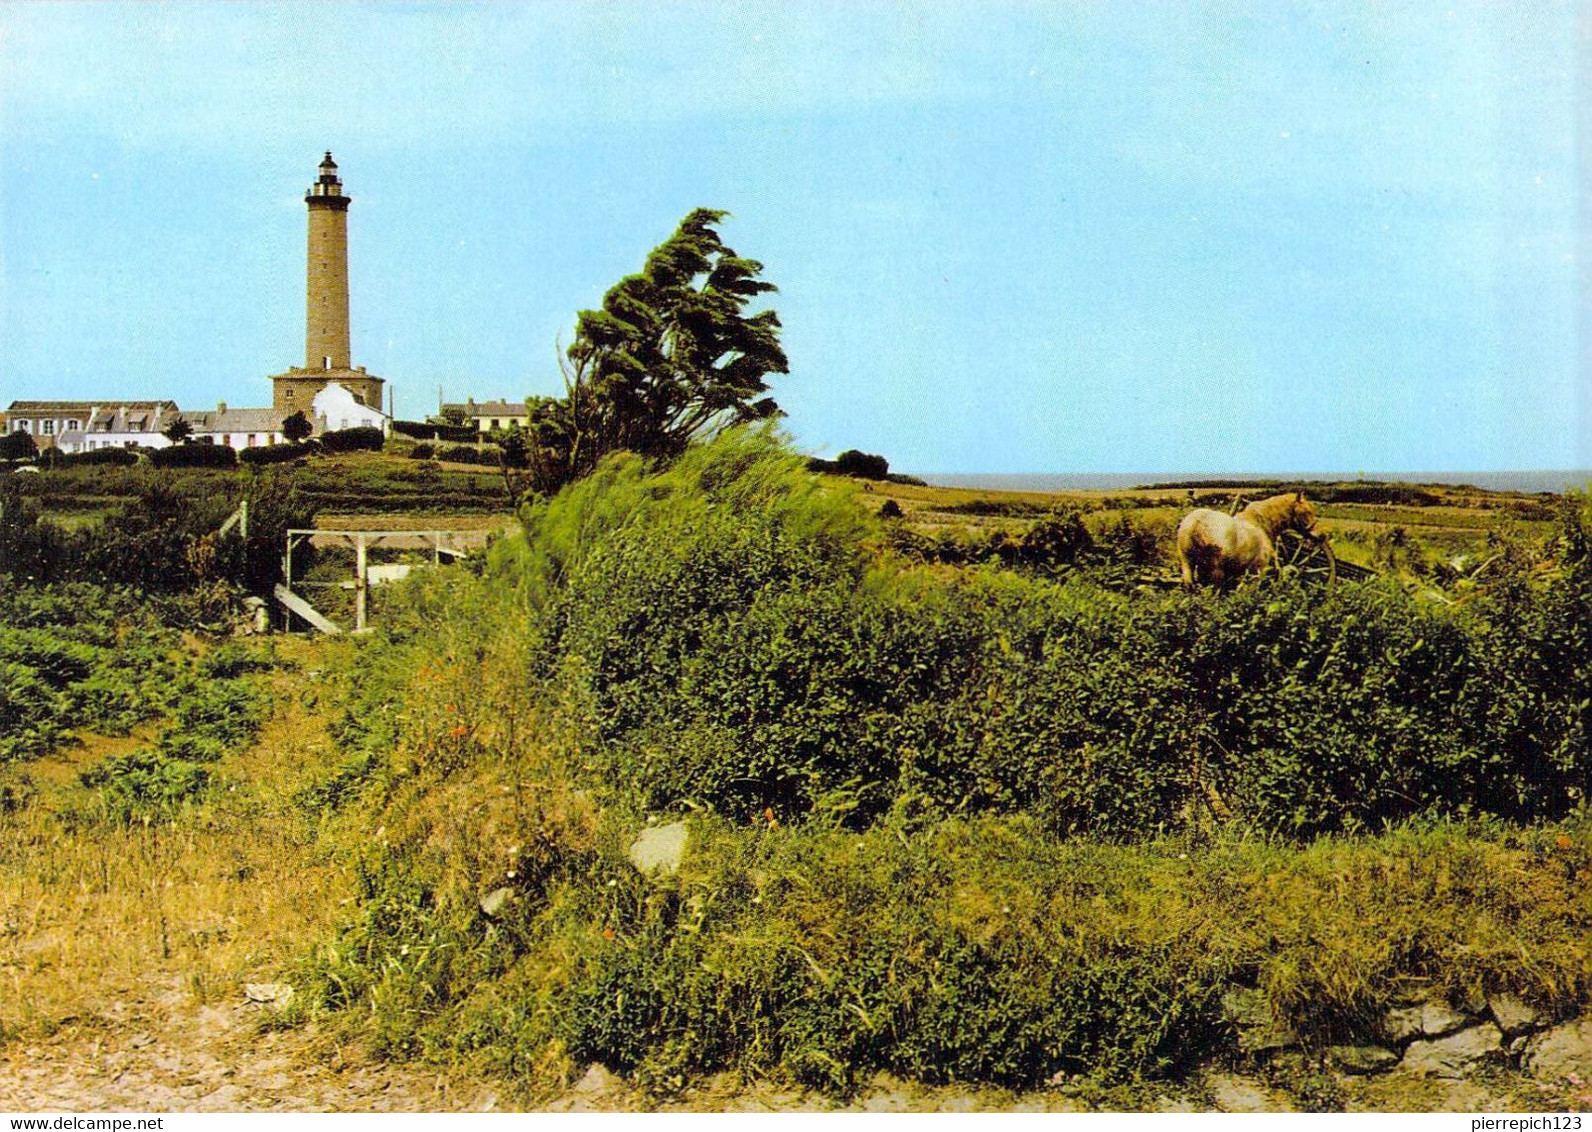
5 383 387 454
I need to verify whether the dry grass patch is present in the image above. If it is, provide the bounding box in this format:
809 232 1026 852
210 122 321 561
0 645 353 1041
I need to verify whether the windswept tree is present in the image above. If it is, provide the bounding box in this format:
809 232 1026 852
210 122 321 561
551 208 788 483
162 418 194 446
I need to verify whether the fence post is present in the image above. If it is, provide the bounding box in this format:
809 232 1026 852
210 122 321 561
355 533 368 633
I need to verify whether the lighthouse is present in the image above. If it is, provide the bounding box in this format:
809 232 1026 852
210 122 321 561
271 153 386 414
305 152 352 372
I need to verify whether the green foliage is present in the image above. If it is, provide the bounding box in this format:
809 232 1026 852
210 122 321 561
0 586 182 763
282 410 314 444
530 209 787 490
2 468 315 596
149 443 238 468
809 449 890 480
238 442 315 466
436 444 499 467
52 446 140 468
307 455 1592 1095
73 657 273 822
294 780 1592 1095
0 430 38 461
79 747 212 822
319 426 386 453
484 431 1592 837
197 640 281 679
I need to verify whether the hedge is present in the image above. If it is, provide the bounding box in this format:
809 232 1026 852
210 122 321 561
319 426 386 453
53 447 141 468
149 444 238 469
391 420 479 444
239 442 318 466
437 444 500 467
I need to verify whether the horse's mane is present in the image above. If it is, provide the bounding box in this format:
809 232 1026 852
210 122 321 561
1238 493 1305 537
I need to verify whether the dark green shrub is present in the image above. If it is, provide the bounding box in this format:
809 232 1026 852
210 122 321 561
808 449 890 479
149 444 238 469
239 441 316 466
80 748 211 821
61 446 140 467
319 426 386 453
437 444 498 466
408 443 435 460
486 432 1592 839
0 431 37 462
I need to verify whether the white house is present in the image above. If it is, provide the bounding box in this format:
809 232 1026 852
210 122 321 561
13 400 178 452
53 402 182 454
437 398 529 434
313 382 389 435
180 404 287 449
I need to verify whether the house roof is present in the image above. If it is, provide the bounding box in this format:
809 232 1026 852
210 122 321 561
181 407 286 433
71 405 177 435
8 400 177 415
440 400 529 418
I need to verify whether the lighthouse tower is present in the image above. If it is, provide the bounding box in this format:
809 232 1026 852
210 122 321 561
305 152 352 372
271 153 386 414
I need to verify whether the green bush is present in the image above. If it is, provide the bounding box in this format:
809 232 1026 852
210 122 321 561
0 431 37 462
80 747 212 822
436 444 498 466
478 432 1592 837
319 426 386 453
0 592 182 762
149 444 238 469
238 442 316 466
58 446 139 467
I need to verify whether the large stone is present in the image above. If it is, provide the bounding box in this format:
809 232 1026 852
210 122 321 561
1383 1000 1472 1043
1401 1023 1504 1079
1207 1072 1293 1113
1329 1045 1401 1075
627 821 688 876
574 1063 619 1095
1488 993 1547 1039
1523 1017 1592 1082
243 982 294 1007
1221 988 1298 1054
479 886 515 918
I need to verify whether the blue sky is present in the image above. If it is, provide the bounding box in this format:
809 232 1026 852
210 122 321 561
1 1 1585 473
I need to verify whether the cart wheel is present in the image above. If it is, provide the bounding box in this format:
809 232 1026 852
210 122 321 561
1274 529 1337 587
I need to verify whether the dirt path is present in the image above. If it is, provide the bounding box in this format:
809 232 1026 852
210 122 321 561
0 971 499 1113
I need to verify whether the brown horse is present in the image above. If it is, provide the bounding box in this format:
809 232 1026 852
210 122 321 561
1176 492 1320 589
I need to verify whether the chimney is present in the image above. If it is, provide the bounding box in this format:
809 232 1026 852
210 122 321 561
217 401 227 414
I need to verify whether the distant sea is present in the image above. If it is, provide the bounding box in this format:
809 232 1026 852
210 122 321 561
915 471 1592 495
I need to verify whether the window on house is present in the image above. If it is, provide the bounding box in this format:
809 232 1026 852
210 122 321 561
285 389 294 400
42 420 54 435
